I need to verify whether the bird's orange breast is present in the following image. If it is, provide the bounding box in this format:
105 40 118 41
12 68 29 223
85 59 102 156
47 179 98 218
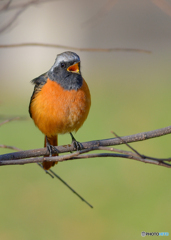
30 78 91 137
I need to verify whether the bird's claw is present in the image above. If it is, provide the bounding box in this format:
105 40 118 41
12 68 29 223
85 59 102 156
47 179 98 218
70 132 83 151
47 145 58 156
46 136 58 156
72 139 83 151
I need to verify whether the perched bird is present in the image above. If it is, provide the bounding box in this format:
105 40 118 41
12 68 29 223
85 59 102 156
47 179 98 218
29 51 91 170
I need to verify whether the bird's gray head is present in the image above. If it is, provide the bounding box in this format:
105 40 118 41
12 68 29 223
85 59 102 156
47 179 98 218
48 51 83 90
54 51 80 68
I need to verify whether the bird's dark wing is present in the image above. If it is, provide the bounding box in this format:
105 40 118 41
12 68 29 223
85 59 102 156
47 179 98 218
29 72 48 118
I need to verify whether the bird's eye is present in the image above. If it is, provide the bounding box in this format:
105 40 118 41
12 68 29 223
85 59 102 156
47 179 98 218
61 62 65 68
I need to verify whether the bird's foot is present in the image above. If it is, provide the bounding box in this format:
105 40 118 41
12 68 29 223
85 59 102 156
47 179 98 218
47 144 58 156
70 132 83 151
46 136 58 156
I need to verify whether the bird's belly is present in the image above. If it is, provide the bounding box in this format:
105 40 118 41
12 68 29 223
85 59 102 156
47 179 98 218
30 80 91 136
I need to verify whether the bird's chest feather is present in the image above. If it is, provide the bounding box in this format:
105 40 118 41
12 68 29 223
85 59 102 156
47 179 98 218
30 79 90 135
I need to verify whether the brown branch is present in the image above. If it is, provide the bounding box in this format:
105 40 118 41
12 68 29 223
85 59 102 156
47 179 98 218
0 149 91 165
0 117 20 126
0 0 12 11
1 146 171 169
151 0 171 17
0 6 28 33
0 0 58 33
0 0 151 53
72 153 171 169
0 42 151 53
1 125 171 168
1 0 58 11
0 144 22 151
89 146 171 165
0 125 171 161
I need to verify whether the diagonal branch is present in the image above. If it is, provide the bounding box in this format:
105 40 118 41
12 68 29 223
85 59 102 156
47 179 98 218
0 0 12 11
0 142 93 208
0 6 27 34
1 0 58 11
0 0 59 33
151 0 171 18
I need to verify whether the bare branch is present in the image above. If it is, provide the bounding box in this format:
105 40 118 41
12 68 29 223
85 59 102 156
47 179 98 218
0 42 151 54
0 0 150 53
1 146 171 169
48 168 93 208
1 0 58 11
1 125 171 163
37 162 54 178
0 0 58 33
0 142 93 207
0 148 91 165
71 153 171 168
0 0 12 11
0 144 22 151
1 125 171 169
111 131 171 163
0 6 27 33
111 131 143 158
0 117 20 126
151 0 171 17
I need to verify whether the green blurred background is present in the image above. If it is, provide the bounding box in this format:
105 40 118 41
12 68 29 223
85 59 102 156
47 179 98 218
1 0 171 239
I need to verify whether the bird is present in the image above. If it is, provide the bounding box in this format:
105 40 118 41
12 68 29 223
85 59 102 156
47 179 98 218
29 51 91 170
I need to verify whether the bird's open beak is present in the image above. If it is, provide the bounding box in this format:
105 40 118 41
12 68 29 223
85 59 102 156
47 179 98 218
67 62 80 73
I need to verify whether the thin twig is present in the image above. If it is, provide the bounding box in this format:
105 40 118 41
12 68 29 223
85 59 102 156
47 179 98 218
0 117 20 126
0 143 92 207
97 146 140 157
48 169 93 208
0 0 58 33
0 0 12 11
1 0 58 11
72 153 171 168
1 147 171 169
0 43 151 54
111 131 171 162
151 0 171 18
0 7 27 33
0 144 22 151
0 143 55 178
111 131 143 158
110 131 171 168
37 162 54 178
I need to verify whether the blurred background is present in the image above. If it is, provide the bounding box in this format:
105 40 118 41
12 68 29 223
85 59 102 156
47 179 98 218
0 0 171 239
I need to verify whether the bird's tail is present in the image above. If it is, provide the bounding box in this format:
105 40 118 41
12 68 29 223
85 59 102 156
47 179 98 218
43 135 58 170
